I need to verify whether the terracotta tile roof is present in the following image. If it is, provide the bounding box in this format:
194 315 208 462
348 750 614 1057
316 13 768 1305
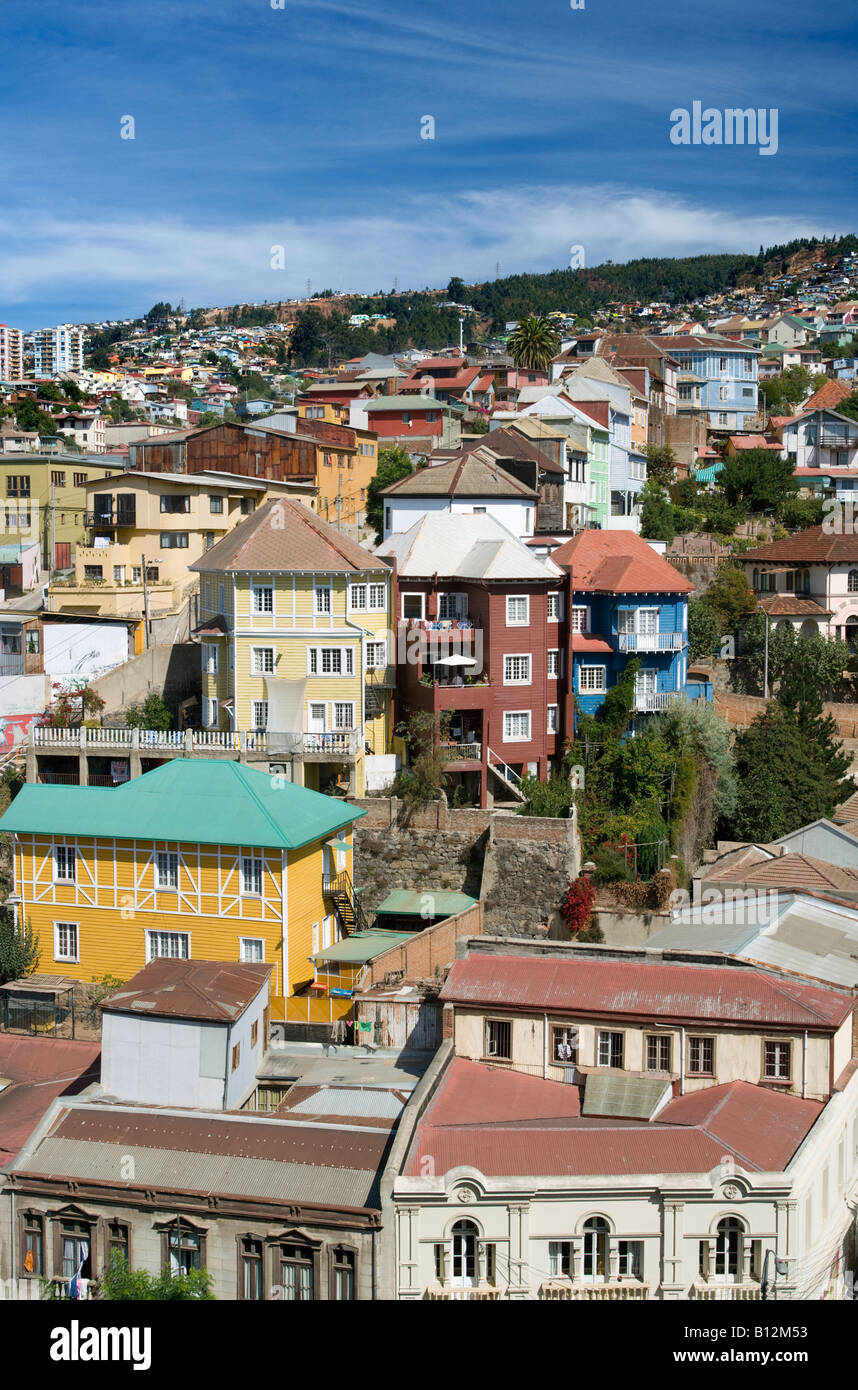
701 848 858 894
190 497 388 574
571 633 614 654
102 959 273 1023
758 596 831 617
738 524 858 564
803 380 853 412
551 529 694 595
440 954 853 1029
728 435 783 451
404 1060 821 1178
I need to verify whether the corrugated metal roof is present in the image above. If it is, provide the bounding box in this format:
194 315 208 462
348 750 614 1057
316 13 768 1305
284 1087 405 1119
22 1136 382 1208
375 890 477 918
0 759 365 851
102 960 271 1023
441 954 853 1028
312 930 413 964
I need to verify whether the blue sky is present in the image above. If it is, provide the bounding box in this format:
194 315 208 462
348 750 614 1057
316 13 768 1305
1 0 856 326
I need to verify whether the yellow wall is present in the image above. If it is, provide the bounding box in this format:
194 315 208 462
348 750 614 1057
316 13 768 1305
13 828 352 1012
298 402 378 526
197 566 393 782
0 459 122 566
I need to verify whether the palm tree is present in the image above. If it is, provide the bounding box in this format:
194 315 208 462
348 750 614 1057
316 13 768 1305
507 316 561 371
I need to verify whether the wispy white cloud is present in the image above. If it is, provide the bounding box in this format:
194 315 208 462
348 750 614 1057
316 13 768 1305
0 185 828 323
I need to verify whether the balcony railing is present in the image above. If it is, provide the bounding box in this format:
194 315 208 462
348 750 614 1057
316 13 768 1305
633 691 674 713
539 1281 650 1301
365 665 396 687
32 726 361 756
690 1281 761 1301
441 741 481 762
425 1285 503 1301
402 617 479 633
617 632 685 653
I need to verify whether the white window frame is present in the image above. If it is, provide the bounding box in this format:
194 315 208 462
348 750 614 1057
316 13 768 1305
502 710 531 742
251 582 273 614
314 582 332 615
368 582 386 611
547 705 559 734
308 646 354 677
349 583 367 611
333 701 355 731
53 844 76 883
503 654 532 686
571 606 590 634
251 646 275 675
547 649 561 678
251 700 269 731
53 920 79 963
365 640 387 670
579 665 606 693
203 696 218 728
506 595 529 627
203 642 218 676
241 856 263 897
597 1030 624 1069
145 930 190 962
401 592 425 620
547 592 564 622
239 937 265 963
155 851 179 891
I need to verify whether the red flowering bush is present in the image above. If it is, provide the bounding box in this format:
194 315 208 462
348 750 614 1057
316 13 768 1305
561 876 596 934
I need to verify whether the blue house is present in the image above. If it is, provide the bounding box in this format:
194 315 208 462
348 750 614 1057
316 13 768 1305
551 529 698 721
652 334 760 431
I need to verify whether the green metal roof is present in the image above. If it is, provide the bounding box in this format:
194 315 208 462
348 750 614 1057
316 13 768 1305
312 929 413 964
373 889 477 918
0 759 365 850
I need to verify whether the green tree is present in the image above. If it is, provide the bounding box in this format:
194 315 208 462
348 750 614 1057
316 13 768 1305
98 1251 215 1300
366 445 414 542
391 710 450 812
700 565 756 634
639 481 675 542
719 449 797 513
446 276 467 301
836 392 858 423
688 597 720 662
0 915 40 985
760 365 812 414
124 693 172 730
642 444 678 489
777 496 823 530
506 316 561 371
741 618 850 701
14 397 57 436
731 703 854 840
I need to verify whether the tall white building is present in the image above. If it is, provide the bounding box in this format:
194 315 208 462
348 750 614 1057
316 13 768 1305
31 324 84 378
0 324 24 381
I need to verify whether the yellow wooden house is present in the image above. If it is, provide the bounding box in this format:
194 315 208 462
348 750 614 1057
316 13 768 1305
0 758 367 1021
191 498 395 797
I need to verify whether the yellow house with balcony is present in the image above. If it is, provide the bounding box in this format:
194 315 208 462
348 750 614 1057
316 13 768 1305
0 758 367 1021
48 468 317 621
297 398 378 528
190 498 394 797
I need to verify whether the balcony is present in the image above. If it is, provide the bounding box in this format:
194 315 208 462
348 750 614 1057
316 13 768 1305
365 665 396 688
633 691 674 713
539 1280 650 1301
425 1284 503 1301
84 508 136 529
441 741 481 762
690 1281 761 1301
618 632 685 653
31 727 362 757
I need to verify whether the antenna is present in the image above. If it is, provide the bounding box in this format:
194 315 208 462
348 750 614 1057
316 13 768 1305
306 279 312 299
495 261 500 280
394 276 399 294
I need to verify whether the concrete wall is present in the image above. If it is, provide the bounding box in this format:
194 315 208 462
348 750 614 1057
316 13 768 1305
716 690 858 738
0 673 48 718
44 621 130 690
91 642 200 719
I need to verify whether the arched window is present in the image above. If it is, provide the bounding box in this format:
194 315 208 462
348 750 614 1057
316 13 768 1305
450 1220 479 1287
714 1217 743 1280
849 571 858 593
582 1216 610 1283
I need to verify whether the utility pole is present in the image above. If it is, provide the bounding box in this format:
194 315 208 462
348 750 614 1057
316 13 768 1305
336 470 343 532
49 479 55 575
458 317 464 354
763 606 769 699
141 553 151 650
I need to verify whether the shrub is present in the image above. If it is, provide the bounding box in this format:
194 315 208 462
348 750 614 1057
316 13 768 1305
560 876 596 933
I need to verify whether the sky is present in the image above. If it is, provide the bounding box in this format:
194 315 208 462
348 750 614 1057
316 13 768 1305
1 0 856 327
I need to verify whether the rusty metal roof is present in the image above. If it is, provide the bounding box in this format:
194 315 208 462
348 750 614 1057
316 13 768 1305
440 955 853 1030
102 959 273 1023
0 1036 101 1168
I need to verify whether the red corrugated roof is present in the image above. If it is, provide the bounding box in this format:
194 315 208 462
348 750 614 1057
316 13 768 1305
551 530 694 595
0 1036 101 1167
440 955 852 1028
404 1060 821 1178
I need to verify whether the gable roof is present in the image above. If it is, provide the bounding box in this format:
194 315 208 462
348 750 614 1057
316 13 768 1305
550 529 693 594
700 849 858 895
381 453 537 500
0 759 365 850
190 497 388 574
440 954 852 1029
802 379 853 412
376 512 562 582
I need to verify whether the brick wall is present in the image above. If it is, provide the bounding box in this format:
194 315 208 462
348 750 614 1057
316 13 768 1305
716 691 858 738
362 902 484 986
